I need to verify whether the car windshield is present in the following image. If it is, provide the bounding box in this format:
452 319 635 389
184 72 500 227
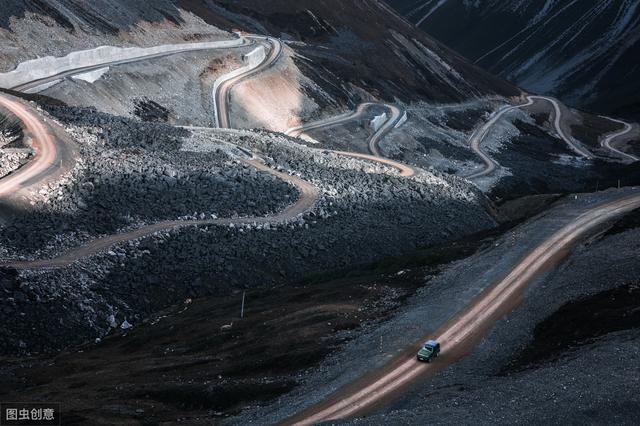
422 345 433 352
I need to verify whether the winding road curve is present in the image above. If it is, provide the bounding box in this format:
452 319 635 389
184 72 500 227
6 37 254 93
531 95 594 158
0 95 72 198
5 158 319 269
214 35 283 129
601 117 639 162
465 97 535 179
465 95 597 180
1 34 319 269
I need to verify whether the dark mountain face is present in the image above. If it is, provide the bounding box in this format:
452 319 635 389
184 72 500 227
0 0 186 32
183 0 519 103
0 0 518 104
387 0 640 118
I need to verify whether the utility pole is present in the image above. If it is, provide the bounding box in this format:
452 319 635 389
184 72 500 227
618 179 621 189
240 291 246 319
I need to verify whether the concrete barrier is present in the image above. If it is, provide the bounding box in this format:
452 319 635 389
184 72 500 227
368 113 388 133
394 110 408 129
0 37 246 90
242 47 267 68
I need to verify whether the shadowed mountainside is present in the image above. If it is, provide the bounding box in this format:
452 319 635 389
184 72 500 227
388 0 640 118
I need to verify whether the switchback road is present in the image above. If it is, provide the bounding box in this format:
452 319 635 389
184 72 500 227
285 103 413 177
214 36 283 128
466 95 595 180
601 117 639 162
465 97 534 179
4 158 319 269
0 94 73 198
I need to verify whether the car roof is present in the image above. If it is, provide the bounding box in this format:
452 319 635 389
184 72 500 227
425 339 439 346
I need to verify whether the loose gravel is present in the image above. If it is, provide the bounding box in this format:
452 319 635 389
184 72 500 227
0 109 496 355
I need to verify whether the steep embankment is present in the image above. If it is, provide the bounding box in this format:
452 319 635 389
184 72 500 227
388 0 640 118
0 0 519 106
192 0 519 103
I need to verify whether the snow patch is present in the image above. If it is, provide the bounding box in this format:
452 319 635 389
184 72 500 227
72 67 109 83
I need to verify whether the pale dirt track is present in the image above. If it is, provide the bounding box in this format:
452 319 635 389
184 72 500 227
9 37 253 93
216 36 282 129
0 95 68 198
285 190 640 425
465 95 602 180
601 117 639 162
465 97 534 180
285 103 414 177
4 158 319 269
2 35 320 269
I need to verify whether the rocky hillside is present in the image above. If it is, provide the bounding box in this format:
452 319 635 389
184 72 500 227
0 0 518 104
388 0 640 118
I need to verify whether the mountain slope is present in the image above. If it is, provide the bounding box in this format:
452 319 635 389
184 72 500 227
182 0 519 103
388 0 640 118
0 0 519 105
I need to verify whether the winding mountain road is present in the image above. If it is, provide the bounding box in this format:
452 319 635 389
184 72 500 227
5 158 319 269
285 102 413 177
284 103 376 138
285 189 640 425
214 35 283 128
0 94 73 198
1 34 319 269
465 97 535 179
531 95 594 158
465 95 595 180
601 117 639 162
5 37 253 93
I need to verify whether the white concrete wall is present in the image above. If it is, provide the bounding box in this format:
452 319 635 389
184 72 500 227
0 38 245 90
394 110 408 129
242 46 266 68
211 44 267 128
369 113 388 132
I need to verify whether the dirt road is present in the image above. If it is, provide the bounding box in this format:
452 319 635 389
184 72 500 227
285 103 413 177
601 117 639 162
285 189 640 425
0 94 72 198
215 36 282 129
4 158 319 269
7 38 251 93
466 95 596 180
